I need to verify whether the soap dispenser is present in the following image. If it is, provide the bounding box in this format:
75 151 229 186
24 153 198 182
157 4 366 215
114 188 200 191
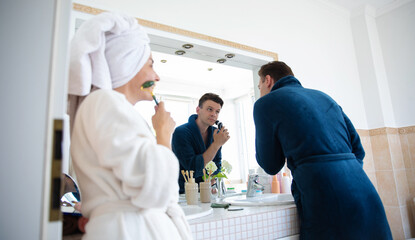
271 175 280 194
281 172 292 194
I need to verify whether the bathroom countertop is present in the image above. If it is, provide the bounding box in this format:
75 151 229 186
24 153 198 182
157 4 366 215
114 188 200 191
186 202 296 224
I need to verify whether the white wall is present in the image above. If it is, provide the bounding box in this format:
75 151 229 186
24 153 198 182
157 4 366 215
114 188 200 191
0 1 55 239
351 6 393 129
75 0 369 128
1 0 71 239
376 1 415 127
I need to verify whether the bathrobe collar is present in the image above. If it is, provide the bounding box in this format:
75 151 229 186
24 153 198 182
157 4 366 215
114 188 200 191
271 75 302 92
188 114 214 147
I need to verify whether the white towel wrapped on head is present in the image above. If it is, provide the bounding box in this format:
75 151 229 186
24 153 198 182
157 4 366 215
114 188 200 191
69 12 150 96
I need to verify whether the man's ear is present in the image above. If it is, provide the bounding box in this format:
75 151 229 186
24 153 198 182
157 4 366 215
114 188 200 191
264 75 274 88
196 106 200 114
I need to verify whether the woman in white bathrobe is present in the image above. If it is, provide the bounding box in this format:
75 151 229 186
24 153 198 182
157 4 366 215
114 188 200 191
68 12 192 240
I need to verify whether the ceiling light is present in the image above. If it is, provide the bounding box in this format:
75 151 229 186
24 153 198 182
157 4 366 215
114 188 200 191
175 50 186 55
160 59 167 63
225 53 235 58
217 58 226 64
207 68 213 71
182 44 194 49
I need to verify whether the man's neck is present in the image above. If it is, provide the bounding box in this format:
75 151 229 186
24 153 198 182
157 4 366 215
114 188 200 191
195 117 209 135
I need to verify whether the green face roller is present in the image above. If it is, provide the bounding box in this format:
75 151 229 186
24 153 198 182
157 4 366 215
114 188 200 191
141 81 159 105
141 81 155 89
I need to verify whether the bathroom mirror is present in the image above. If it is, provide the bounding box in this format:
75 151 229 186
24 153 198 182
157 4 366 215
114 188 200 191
69 3 277 184
61 173 80 211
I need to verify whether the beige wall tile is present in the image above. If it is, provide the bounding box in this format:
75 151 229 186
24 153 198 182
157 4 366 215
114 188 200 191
365 170 378 190
400 205 415 239
385 206 405 240
371 134 392 171
408 133 415 169
359 135 370 146
362 137 375 172
400 134 412 169
407 169 415 196
411 198 415 238
376 171 399 206
395 169 410 206
388 134 405 170
363 152 375 172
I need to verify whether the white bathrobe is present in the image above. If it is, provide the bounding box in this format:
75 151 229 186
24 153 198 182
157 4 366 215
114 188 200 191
71 89 191 240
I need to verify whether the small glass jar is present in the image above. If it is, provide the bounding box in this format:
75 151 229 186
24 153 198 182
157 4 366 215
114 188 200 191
199 182 211 203
185 181 198 205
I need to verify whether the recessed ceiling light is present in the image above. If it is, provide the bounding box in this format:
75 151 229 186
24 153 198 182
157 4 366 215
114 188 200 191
182 44 194 49
207 68 213 71
217 58 226 64
225 53 235 58
175 50 186 55
160 59 167 63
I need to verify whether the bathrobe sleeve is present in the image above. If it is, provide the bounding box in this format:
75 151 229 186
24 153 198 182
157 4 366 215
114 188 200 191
78 91 179 209
253 99 286 175
342 110 365 164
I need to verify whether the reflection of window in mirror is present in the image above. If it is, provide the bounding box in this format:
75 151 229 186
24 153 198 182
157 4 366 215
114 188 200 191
134 51 257 184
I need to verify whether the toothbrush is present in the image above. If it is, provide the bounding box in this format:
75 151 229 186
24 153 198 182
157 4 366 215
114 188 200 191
141 81 159 105
181 170 188 182
203 169 206 182
186 171 190 182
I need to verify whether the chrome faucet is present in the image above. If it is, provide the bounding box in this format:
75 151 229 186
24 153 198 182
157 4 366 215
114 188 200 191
247 174 265 197
216 177 227 199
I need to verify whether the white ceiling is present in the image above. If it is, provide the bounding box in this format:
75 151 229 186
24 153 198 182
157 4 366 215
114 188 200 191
324 0 397 10
150 0 401 99
152 51 255 99
152 51 254 89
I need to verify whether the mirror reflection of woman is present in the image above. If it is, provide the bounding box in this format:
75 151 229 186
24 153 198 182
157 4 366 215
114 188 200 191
68 12 191 240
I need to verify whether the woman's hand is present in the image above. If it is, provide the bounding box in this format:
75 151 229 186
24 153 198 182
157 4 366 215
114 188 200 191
152 101 175 149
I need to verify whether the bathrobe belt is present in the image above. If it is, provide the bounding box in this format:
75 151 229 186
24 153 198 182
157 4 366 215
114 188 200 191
90 200 149 218
292 153 356 169
90 200 190 239
90 200 184 220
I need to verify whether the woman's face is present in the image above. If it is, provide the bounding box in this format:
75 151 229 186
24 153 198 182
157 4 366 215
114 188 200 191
129 54 160 103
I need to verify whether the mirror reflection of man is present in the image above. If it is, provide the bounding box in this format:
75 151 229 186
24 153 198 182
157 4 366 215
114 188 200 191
172 93 230 193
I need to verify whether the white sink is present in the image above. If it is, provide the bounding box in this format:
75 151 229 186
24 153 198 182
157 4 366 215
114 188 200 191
178 194 213 220
222 193 294 206
180 204 213 220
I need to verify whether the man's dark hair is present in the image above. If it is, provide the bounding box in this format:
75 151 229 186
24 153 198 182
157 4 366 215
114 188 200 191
198 93 224 108
258 61 294 83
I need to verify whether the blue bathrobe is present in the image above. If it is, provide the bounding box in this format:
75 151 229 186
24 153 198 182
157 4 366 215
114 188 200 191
254 76 392 239
172 114 222 193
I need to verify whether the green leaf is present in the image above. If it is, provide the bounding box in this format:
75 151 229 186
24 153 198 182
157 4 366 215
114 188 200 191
214 172 228 179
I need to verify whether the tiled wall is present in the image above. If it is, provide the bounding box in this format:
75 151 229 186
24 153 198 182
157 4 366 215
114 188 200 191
358 126 415 240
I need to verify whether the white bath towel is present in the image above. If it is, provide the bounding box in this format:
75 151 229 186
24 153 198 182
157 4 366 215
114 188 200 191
68 12 150 96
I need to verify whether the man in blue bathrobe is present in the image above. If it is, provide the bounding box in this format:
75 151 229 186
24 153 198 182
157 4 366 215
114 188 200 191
254 61 392 239
172 93 230 193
